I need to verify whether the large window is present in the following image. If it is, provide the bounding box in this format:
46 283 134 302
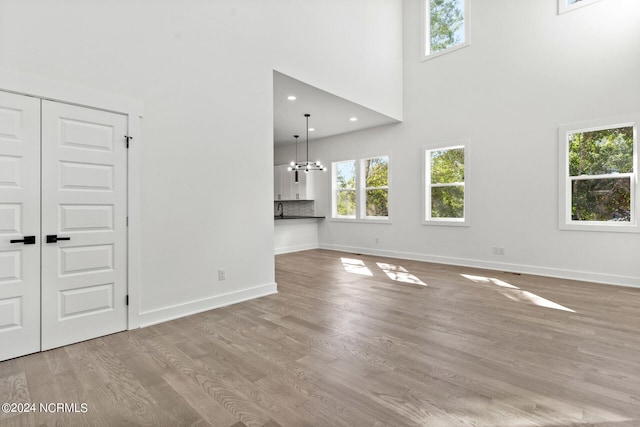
332 156 390 221
423 0 469 59
559 116 638 232
424 144 469 226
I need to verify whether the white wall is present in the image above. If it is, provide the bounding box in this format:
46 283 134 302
276 0 640 286
0 0 403 324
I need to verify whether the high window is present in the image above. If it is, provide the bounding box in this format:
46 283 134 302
559 116 638 232
424 144 468 226
558 0 602 14
332 156 390 221
423 0 469 59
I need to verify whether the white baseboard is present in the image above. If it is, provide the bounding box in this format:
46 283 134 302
319 243 640 289
133 282 278 328
275 243 319 255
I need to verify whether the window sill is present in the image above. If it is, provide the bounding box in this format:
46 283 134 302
422 219 469 227
421 42 470 62
559 221 639 233
330 217 392 225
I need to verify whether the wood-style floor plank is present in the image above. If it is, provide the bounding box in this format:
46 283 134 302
1 249 639 426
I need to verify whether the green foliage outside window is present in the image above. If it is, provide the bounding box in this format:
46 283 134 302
334 157 389 218
336 190 356 216
429 0 464 54
431 148 464 183
336 161 356 216
430 148 464 219
364 157 389 217
431 186 464 218
568 127 633 221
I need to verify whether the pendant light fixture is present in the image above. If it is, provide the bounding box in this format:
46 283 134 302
292 134 300 183
288 113 327 175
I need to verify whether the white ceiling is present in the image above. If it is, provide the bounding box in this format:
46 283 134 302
273 71 399 146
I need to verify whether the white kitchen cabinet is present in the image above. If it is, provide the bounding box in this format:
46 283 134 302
274 166 284 200
274 165 315 200
293 169 314 200
274 165 291 201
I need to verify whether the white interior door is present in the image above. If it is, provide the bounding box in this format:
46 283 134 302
0 92 41 361
41 100 128 350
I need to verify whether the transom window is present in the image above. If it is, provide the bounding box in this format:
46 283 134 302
558 0 602 14
559 116 639 232
423 0 469 60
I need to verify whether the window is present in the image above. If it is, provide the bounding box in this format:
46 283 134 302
423 0 469 59
559 115 638 232
558 0 602 14
333 160 356 219
362 156 389 218
423 144 469 226
332 156 390 221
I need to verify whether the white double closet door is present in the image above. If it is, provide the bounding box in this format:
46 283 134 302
0 91 127 361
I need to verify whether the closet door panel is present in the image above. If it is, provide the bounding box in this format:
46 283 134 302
0 91 41 361
41 101 128 351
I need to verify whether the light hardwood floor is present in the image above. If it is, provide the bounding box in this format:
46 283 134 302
1 249 639 426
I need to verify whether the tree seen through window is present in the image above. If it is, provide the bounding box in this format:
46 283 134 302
568 126 633 222
428 0 465 55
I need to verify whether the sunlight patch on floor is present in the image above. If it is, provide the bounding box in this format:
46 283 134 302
461 274 575 313
377 262 427 286
340 257 427 285
341 257 373 276
502 289 576 312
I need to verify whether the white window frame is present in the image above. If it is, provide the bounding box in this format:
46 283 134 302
331 155 391 223
332 160 357 220
558 0 602 14
423 143 469 226
360 156 390 221
558 114 639 233
421 0 470 61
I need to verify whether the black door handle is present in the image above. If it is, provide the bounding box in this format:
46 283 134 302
10 236 36 244
46 235 71 243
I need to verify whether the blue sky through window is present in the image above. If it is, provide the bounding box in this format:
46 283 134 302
453 0 465 45
336 161 355 189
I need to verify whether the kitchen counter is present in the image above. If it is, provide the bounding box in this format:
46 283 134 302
274 215 325 220
274 216 322 254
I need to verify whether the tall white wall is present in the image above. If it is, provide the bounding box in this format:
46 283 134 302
277 0 640 286
0 0 403 324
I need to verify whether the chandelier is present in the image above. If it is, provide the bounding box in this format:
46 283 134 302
288 114 327 179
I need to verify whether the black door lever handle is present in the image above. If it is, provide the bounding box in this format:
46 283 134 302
46 235 71 243
10 236 36 244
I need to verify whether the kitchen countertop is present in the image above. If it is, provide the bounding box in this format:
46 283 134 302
274 215 325 220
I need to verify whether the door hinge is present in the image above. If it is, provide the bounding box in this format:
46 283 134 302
126 295 129 306
126 217 129 227
125 135 133 148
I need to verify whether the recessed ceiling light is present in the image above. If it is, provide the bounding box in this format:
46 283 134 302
308 128 315 132
287 95 296 101
350 117 358 122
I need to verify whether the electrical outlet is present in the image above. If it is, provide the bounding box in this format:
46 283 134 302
375 237 380 244
492 247 505 255
218 269 226 281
